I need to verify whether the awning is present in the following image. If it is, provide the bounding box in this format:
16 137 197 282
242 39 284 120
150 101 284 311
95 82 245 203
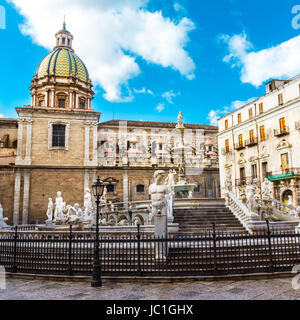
267 173 294 181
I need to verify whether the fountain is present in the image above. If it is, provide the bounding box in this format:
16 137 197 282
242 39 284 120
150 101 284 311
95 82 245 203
172 112 196 198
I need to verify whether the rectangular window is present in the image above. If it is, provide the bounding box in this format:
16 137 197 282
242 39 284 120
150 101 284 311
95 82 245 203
278 93 283 105
248 108 253 119
259 102 263 114
281 153 289 173
279 117 286 133
262 162 268 179
58 99 65 108
240 167 246 183
52 125 66 147
39 100 44 107
106 185 115 193
251 164 257 179
237 113 242 124
238 134 243 147
249 129 254 143
225 119 228 129
225 139 229 153
62 37 66 45
260 125 266 141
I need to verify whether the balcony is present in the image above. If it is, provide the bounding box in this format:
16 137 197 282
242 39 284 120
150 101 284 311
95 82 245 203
274 126 290 137
234 142 245 150
245 137 258 147
221 148 233 155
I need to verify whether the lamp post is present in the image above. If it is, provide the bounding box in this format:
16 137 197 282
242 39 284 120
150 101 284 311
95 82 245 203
91 176 104 287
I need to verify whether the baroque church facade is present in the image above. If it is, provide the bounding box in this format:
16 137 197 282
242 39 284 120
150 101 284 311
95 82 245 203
0 25 219 225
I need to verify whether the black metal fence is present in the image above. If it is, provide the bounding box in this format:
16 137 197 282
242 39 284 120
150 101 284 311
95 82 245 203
1 224 300 277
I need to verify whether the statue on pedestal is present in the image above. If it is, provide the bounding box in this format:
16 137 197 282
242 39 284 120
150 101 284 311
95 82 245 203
84 188 94 216
0 203 8 228
225 172 232 192
54 192 64 220
246 184 258 213
149 170 169 223
262 178 272 199
165 169 177 191
176 111 184 129
46 198 54 223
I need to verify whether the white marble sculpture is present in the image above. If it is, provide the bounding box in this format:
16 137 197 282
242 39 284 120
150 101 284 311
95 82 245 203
149 170 169 222
165 169 177 191
262 178 272 199
133 216 143 226
176 111 184 129
188 190 193 198
54 192 64 220
287 195 293 207
246 184 258 213
101 186 108 203
118 218 129 226
0 203 8 228
46 198 54 223
66 203 83 224
225 172 232 191
84 188 94 216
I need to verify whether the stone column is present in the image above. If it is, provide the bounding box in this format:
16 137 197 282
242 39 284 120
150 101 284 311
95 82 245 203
76 93 79 109
22 170 31 225
123 171 129 210
33 95 36 107
92 122 98 164
16 119 24 164
88 98 91 109
84 169 90 203
291 180 298 207
69 92 73 109
13 170 21 225
51 90 55 107
24 120 33 164
45 91 48 107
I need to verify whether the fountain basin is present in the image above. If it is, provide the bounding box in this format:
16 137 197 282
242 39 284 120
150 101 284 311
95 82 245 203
174 184 196 198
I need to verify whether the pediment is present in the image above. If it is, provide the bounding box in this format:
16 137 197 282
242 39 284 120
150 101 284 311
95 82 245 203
276 139 291 151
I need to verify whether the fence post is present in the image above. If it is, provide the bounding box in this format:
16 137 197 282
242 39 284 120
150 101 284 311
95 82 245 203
13 225 18 273
212 223 218 274
136 223 142 276
266 220 274 273
68 225 73 276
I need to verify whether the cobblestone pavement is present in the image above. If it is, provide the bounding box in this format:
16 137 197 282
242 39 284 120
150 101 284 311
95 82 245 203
0 277 300 300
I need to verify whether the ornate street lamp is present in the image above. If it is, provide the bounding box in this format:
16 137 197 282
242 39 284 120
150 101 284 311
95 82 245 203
91 176 104 287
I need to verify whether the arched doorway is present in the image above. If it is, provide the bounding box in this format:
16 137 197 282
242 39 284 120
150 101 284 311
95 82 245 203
282 190 293 204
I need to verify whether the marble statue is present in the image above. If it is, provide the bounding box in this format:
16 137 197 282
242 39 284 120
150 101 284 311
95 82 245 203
118 218 129 226
165 169 177 191
176 111 184 129
46 198 54 222
84 188 94 216
66 203 83 224
188 190 193 198
246 184 258 213
54 192 64 220
262 178 272 199
287 195 293 207
0 203 8 228
225 172 232 191
101 186 108 203
149 170 169 222
133 216 143 226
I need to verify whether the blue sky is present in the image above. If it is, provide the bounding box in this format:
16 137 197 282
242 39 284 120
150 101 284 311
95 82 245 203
0 0 299 124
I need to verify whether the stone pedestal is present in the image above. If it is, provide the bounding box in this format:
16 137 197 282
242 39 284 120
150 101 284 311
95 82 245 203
0 218 9 229
154 214 168 260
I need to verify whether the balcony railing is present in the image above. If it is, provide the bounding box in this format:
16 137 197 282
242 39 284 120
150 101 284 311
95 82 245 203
268 168 300 177
221 148 233 155
274 126 290 137
245 137 258 147
234 142 245 150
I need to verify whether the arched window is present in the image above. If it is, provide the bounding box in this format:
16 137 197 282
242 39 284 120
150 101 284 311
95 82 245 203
136 184 145 193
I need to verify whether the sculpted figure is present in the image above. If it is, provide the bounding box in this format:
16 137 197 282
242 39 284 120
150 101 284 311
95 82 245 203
84 188 94 216
101 187 108 203
149 170 169 222
246 184 258 213
262 178 272 199
176 111 184 129
118 218 129 226
165 169 177 191
46 198 54 222
225 172 232 191
66 203 83 224
54 192 64 220
133 216 143 226
0 203 8 228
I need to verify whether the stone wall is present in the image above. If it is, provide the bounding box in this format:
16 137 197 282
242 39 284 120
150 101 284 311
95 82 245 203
0 168 15 224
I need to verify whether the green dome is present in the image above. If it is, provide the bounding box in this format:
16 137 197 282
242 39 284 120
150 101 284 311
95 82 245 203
34 48 89 83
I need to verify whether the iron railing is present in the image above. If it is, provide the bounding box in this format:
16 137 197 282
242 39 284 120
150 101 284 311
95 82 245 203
1 224 300 277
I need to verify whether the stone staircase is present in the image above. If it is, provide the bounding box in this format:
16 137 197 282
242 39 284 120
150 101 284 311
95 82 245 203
173 200 248 234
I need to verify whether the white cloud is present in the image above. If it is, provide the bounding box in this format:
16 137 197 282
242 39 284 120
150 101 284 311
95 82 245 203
0 114 4 118
156 103 165 112
162 90 180 104
133 87 154 95
8 0 196 102
174 2 186 14
207 97 257 125
221 31 300 87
